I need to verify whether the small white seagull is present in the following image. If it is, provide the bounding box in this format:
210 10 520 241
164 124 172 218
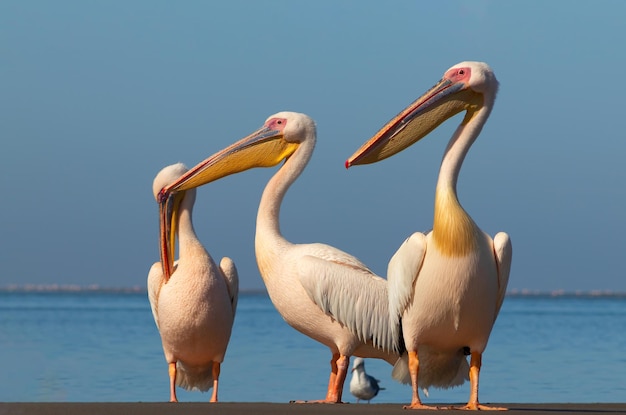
350 357 385 403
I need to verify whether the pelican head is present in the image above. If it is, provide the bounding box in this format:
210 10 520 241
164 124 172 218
345 61 498 167
152 163 194 279
155 111 315 277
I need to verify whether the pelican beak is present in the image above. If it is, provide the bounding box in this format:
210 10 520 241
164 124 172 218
158 189 184 279
164 125 299 193
345 76 482 167
156 123 299 278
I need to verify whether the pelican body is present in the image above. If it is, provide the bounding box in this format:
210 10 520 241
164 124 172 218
159 112 402 403
350 357 385 403
148 163 238 402
347 62 512 410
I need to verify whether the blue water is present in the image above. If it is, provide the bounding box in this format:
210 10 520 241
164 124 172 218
0 292 625 403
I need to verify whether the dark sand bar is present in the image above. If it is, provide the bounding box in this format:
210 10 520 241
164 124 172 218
1 403 625 415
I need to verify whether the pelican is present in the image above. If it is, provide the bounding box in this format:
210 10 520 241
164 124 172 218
148 163 238 403
158 112 404 403
346 62 512 410
349 357 385 403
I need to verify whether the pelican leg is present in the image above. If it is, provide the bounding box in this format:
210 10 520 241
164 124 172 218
403 351 438 410
458 352 506 411
292 352 341 403
210 361 221 403
168 362 178 402
324 352 340 401
326 354 349 403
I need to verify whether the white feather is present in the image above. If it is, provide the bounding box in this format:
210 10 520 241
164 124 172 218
220 257 239 317
391 347 469 392
493 232 512 318
298 247 396 353
175 361 215 392
147 262 162 329
387 232 426 350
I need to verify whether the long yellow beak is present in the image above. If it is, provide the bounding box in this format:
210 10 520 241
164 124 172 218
346 77 482 167
158 189 184 279
166 125 299 193
157 123 299 278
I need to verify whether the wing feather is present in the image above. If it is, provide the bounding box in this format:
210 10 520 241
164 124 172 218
296 246 397 353
493 232 512 318
387 232 427 350
220 256 239 317
147 262 164 329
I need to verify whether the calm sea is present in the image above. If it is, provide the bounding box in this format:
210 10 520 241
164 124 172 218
0 291 624 403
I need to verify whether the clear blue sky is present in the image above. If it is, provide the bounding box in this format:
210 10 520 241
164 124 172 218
2 1 625 292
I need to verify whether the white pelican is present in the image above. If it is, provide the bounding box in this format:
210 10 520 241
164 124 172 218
346 62 512 410
158 112 404 403
148 163 238 402
349 357 385 403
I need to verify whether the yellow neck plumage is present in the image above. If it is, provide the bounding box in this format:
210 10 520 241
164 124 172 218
432 186 478 257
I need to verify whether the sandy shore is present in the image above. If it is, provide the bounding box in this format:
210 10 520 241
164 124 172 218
1 402 625 415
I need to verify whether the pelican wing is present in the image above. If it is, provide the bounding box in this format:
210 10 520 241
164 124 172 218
220 256 239 317
493 232 512 318
297 244 396 352
147 262 164 329
387 232 427 346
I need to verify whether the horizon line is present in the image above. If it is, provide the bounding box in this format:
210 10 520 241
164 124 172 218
0 284 625 298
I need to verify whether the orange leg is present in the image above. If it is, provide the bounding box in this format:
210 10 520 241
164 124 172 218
403 351 438 410
457 352 507 411
324 352 340 401
292 352 347 404
326 354 348 403
291 353 337 403
168 362 178 402
210 361 221 403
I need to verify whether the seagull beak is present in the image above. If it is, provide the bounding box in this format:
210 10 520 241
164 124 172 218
345 76 482 167
158 189 185 279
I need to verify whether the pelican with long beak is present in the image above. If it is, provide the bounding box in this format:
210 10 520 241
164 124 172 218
148 163 238 402
346 62 512 410
159 112 403 403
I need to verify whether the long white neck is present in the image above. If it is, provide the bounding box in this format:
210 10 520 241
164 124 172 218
176 190 201 255
255 136 315 252
437 107 491 191
432 100 493 256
